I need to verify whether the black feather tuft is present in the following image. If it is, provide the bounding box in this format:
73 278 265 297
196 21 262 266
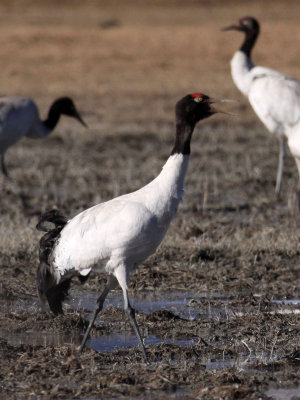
36 209 68 232
36 209 69 314
46 278 72 315
37 261 53 313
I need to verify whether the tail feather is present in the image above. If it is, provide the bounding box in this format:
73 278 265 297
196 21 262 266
36 209 69 315
46 278 72 315
36 209 68 232
38 228 62 264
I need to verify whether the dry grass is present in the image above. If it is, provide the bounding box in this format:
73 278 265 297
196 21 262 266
1 0 300 293
0 1 300 109
0 2 300 398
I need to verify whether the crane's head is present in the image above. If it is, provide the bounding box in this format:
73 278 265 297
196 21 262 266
175 93 217 126
222 16 260 35
53 97 87 127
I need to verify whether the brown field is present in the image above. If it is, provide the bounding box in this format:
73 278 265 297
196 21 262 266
1 1 300 399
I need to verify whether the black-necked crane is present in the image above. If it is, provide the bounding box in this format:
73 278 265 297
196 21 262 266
0 96 87 179
223 16 300 196
36 93 222 363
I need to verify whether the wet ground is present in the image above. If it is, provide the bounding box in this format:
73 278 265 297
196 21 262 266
1 258 300 399
1 129 300 400
1 0 300 399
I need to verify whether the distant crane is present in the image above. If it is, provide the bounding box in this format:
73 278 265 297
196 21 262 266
223 16 300 196
36 93 221 362
0 96 86 179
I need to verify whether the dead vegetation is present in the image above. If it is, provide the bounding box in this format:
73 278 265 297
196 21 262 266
0 1 300 399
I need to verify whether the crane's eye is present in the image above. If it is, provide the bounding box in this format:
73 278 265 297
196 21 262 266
191 93 207 102
193 96 203 103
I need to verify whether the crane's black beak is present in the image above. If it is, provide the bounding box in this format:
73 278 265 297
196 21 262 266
208 98 239 116
74 110 88 128
221 24 243 32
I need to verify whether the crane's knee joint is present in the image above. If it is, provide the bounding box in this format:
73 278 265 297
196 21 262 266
125 306 135 318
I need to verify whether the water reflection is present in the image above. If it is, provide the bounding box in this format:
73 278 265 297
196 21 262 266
87 332 194 353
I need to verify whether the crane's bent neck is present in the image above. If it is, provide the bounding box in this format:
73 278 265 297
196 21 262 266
171 121 195 155
43 104 61 130
136 118 195 218
240 29 259 58
159 153 190 193
230 50 254 96
144 153 190 220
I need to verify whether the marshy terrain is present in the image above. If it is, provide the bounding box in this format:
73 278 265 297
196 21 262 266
0 1 300 399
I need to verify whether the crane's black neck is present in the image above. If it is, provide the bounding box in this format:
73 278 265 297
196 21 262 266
171 121 195 155
240 29 259 58
43 104 62 130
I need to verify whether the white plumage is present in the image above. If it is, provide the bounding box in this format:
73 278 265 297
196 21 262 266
0 96 86 179
224 17 300 196
53 154 188 281
37 93 218 362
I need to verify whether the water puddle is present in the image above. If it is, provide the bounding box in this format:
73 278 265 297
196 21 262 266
266 386 300 400
200 345 286 370
68 290 236 320
201 354 266 370
64 290 300 364
86 330 278 371
270 299 300 314
3 290 299 371
87 332 194 354
271 299 300 305
2 330 80 348
67 290 300 321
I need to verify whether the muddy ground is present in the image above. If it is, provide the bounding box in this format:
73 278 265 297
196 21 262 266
1 1 300 399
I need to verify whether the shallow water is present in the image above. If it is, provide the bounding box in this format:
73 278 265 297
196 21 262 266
67 290 300 320
68 290 238 320
86 330 279 371
2 330 81 348
266 386 300 400
87 332 194 354
3 290 299 368
201 353 273 369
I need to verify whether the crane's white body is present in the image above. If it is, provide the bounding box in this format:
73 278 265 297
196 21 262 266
52 153 189 287
0 97 50 154
230 50 300 174
0 95 85 180
37 92 214 361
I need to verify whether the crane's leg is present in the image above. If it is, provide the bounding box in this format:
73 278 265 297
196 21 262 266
78 274 118 355
275 136 286 197
122 288 148 363
293 157 300 210
115 263 148 363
